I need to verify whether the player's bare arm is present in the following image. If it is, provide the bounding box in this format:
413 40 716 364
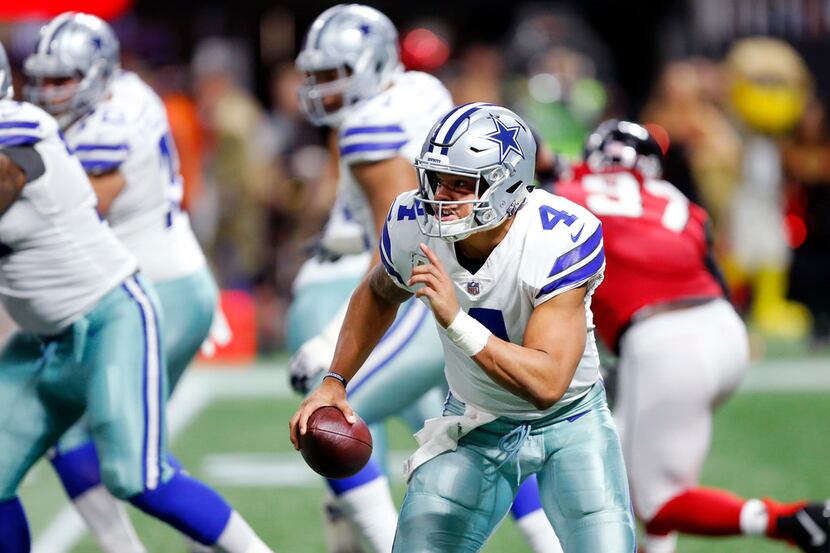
88 170 127 215
289 263 412 449
478 286 587 409
410 242 586 410
0 152 29 216
351 156 418 265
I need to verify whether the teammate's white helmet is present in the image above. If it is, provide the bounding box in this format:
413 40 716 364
414 103 537 242
23 12 120 128
0 42 12 100
296 4 400 127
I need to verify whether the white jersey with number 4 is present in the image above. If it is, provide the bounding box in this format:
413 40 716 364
318 70 453 256
0 100 136 335
63 71 205 283
380 188 606 419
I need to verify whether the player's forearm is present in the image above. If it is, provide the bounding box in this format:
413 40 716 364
473 339 579 410
88 171 126 215
328 274 401 382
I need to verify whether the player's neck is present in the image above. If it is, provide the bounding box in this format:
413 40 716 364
456 216 514 260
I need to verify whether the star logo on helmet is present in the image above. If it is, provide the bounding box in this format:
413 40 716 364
483 117 525 164
359 24 371 35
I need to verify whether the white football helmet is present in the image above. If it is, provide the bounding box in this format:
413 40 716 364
23 12 120 128
296 4 400 127
414 103 537 242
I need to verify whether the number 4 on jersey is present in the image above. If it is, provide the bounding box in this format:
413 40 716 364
539 205 577 230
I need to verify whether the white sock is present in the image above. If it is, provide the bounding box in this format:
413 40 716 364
642 532 678 553
215 511 274 553
73 484 147 553
336 477 398 553
321 494 366 553
739 498 769 536
515 509 563 553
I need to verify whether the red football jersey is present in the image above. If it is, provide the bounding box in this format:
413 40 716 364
555 164 724 349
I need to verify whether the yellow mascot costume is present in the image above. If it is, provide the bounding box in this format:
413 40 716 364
724 37 812 339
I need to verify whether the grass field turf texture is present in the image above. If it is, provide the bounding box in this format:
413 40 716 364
20 362 830 553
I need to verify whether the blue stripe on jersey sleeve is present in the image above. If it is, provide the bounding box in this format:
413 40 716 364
380 221 406 287
0 135 40 146
81 159 122 172
547 224 603 277
380 220 394 263
341 125 405 137
0 121 39 130
73 143 129 152
340 141 407 157
535 247 605 299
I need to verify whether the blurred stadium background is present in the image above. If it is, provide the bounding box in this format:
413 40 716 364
2 0 830 551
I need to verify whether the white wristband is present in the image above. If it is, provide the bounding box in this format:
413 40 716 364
445 310 492 357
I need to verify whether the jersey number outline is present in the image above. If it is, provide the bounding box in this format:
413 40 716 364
582 173 690 232
468 307 509 342
539 205 577 230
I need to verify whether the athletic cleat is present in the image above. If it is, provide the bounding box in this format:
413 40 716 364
777 502 830 552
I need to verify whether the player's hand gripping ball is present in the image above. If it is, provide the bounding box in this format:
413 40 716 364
299 406 373 478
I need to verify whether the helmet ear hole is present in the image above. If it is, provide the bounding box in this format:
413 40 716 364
505 180 524 194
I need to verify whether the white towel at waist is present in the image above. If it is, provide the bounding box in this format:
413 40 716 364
403 400 497 481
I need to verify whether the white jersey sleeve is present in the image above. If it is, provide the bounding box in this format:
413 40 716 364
0 101 55 147
521 194 605 307
68 105 131 175
338 118 408 166
378 191 425 291
338 71 452 167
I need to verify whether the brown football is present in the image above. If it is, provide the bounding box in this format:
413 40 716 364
299 406 373 479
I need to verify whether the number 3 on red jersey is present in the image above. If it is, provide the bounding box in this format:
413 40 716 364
581 172 690 232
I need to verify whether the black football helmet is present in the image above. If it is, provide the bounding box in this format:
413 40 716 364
583 119 664 178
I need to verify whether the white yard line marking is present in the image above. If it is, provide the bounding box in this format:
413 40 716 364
740 359 830 391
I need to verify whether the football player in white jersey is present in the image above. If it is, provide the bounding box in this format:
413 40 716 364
289 6 560 552
289 6 452 551
0 41 271 553
290 104 636 552
22 13 226 553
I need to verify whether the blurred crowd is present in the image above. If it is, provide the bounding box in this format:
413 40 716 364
2 1 830 355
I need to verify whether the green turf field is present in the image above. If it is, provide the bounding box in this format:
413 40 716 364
20 368 830 553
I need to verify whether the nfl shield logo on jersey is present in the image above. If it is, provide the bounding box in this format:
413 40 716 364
467 281 481 296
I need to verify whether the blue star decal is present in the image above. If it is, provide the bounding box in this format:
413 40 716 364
483 117 524 164
90 36 102 50
359 24 371 35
